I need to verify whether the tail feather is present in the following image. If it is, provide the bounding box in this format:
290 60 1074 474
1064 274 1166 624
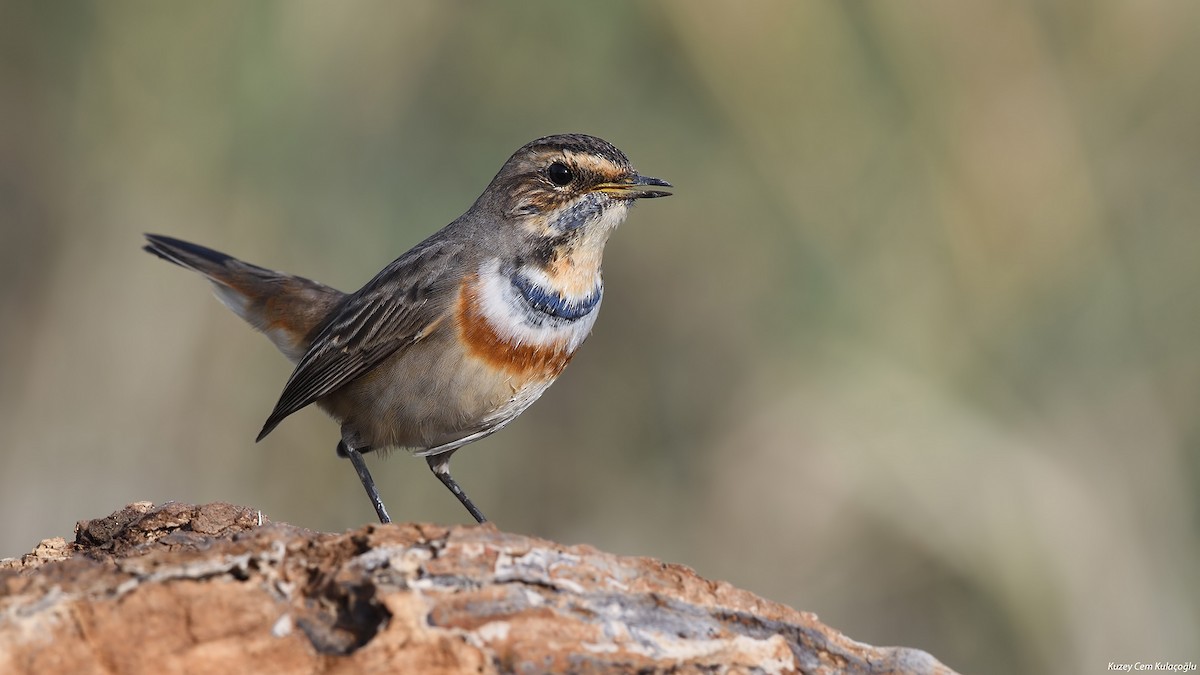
143 234 240 271
143 233 346 362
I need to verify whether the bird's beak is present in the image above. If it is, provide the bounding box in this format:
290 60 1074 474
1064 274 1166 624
593 174 673 200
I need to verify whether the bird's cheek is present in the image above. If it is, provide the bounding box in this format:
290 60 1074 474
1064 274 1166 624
551 198 608 233
516 213 558 238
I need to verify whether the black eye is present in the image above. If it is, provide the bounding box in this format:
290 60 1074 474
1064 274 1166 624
547 162 574 187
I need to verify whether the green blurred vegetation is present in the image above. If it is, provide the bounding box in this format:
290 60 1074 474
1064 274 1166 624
2 2 1198 672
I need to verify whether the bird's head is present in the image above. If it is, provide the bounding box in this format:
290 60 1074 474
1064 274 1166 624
480 134 672 241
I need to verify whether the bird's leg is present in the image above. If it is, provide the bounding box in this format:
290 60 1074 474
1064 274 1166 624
427 453 487 523
338 441 391 524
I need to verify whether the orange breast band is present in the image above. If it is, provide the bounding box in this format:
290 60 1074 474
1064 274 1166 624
455 276 574 379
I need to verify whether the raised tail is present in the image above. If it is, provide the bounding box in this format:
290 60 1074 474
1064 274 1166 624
143 234 346 362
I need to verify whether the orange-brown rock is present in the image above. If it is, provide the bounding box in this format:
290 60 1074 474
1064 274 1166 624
0 502 958 674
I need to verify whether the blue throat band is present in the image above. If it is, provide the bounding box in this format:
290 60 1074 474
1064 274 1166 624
510 273 600 321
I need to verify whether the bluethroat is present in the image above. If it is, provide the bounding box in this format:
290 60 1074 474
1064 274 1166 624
143 133 671 524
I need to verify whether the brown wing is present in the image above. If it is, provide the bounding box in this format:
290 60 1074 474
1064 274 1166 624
255 239 464 441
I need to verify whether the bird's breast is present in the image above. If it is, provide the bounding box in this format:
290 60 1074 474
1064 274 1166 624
455 261 601 381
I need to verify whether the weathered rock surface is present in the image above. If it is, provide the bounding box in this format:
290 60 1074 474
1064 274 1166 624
0 502 958 674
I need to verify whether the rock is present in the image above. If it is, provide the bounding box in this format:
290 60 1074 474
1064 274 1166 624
0 502 958 674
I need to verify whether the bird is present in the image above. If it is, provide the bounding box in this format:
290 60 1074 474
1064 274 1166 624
143 133 671 524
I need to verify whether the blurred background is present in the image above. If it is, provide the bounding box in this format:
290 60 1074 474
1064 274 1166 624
2 2 1198 672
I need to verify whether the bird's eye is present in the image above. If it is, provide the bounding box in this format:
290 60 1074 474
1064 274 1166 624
547 162 574 187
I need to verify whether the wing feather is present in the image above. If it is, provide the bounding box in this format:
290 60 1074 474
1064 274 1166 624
255 240 464 441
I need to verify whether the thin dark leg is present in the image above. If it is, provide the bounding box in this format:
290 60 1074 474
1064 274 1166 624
427 454 487 523
339 441 391 524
